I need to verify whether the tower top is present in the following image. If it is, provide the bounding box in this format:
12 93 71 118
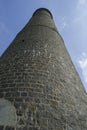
33 8 53 19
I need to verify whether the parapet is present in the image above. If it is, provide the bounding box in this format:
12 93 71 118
32 8 53 19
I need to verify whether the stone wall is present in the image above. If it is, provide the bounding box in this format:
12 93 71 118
0 8 87 130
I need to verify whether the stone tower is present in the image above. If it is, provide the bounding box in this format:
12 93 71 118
0 8 87 130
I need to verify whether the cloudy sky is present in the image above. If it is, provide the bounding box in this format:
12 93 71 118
0 0 87 91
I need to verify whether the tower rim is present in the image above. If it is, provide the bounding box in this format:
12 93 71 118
32 8 53 19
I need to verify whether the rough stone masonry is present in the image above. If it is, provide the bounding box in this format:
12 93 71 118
0 8 87 130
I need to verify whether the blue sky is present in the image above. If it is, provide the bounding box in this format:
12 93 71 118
0 0 87 91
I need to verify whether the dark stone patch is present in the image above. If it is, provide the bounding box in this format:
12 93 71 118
0 126 4 130
5 126 15 130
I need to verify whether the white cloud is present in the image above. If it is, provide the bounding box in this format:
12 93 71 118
0 22 10 34
77 0 87 8
78 53 87 82
59 16 69 32
62 22 67 29
79 0 86 5
73 0 87 24
72 0 87 41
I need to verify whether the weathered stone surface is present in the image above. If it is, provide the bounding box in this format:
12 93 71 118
0 8 87 129
0 99 17 126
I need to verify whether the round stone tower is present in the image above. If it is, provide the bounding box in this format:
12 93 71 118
0 8 87 130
